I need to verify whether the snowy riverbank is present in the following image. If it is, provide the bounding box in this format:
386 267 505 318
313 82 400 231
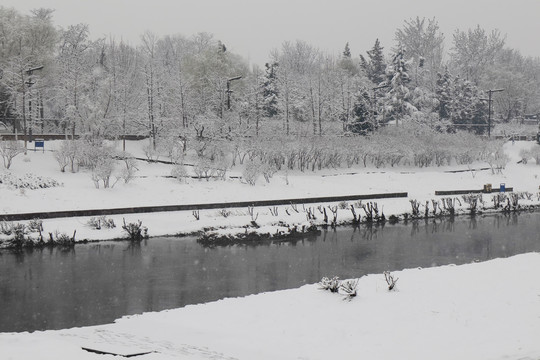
1 253 539 360
2 140 540 244
2 140 540 359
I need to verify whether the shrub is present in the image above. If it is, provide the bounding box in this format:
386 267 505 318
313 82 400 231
158 134 185 164
243 159 262 185
384 271 399 291
218 209 231 218
54 140 79 172
122 218 148 241
171 165 188 182
261 162 277 183
27 218 43 231
193 157 216 181
339 278 359 299
49 230 76 246
117 152 139 183
0 173 61 189
319 276 340 293
142 143 160 161
530 146 540 165
91 157 117 189
519 149 531 164
0 140 24 169
492 193 507 209
338 201 349 210
0 221 15 235
87 216 116 230
7 223 28 248
462 193 483 214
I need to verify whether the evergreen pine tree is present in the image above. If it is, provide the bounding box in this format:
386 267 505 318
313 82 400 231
361 39 386 85
339 42 357 75
261 62 279 117
380 46 415 123
343 42 351 58
435 68 453 120
349 89 373 135
450 77 488 134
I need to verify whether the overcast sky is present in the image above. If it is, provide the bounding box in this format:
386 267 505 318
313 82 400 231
3 0 540 66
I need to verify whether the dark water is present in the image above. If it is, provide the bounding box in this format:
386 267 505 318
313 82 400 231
1 212 540 333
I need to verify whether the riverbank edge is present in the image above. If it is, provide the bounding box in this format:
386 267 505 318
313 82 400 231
194 202 540 247
1 195 539 250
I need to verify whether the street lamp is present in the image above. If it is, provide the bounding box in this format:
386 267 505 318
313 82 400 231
23 65 44 151
482 88 504 137
226 76 242 110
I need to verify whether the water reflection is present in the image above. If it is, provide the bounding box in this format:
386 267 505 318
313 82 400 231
1 212 540 333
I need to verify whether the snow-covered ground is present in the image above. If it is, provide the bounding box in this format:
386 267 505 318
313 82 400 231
2 139 540 242
1 253 539 360
2 139 540 359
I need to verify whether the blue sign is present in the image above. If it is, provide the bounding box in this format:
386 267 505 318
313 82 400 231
34 139 44 152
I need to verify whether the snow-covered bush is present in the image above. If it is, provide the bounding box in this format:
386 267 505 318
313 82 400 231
338 201 349 210
492 193 507 209
91 157 117 189
171 165 188 182
0 221 47 248
339 278 359 299
0 173 61 189
158 134 185 164
319 276 340 293
142 143 160 161
519 149 531 164
482 140 508 174
0 221 15 236
0 140 24 169
212 157 229 181
462 193 483 213
27 219 43 233
193 157 216 181
243 159 262 185
218 209 231 218
48 230 76 246
78 140 116 170
117 152 138 183
54 140 79 172
529 146 540 165
87 216 116 230
384 271 399 291
122 218 148 241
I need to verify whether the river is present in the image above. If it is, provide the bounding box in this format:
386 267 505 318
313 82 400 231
1 212 539 332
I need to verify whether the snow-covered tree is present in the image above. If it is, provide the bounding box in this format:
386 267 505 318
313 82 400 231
394 17 444 90
261 62 279 118
349 88 373 135
0 7 57 137
451 25 505 84
380 46 416 124
360 39 386 85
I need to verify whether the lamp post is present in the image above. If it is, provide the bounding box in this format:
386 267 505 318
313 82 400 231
226 76 242 110
23 66 44 151
484 88 504 137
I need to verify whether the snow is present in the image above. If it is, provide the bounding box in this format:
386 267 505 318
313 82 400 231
2 139 540 242
1 253 539 359
2 139 540 359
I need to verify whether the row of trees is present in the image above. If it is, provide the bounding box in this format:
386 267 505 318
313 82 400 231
1 8 540 148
